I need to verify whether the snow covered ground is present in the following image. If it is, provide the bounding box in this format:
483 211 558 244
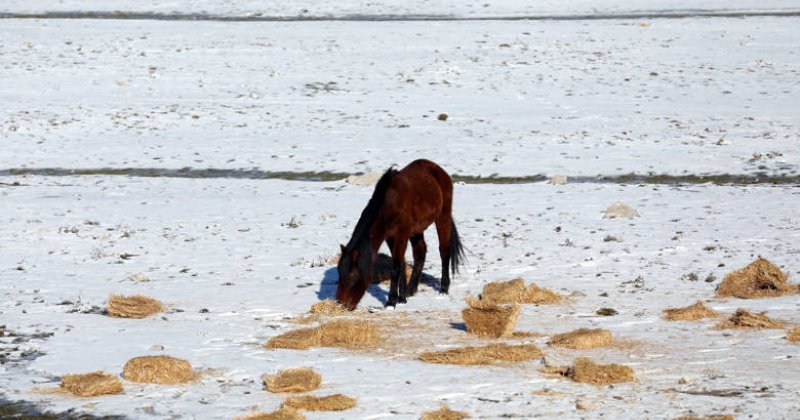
1 1 799 419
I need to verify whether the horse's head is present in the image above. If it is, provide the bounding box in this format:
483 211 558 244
336 244 369 310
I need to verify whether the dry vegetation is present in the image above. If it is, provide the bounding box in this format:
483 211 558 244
663 301 720 321
545 357 635 385
548 328 613 349
419 343 542 365
715 309 784 329
716 257 797 299
107 294 163 318
122 355 196 384
787 326 800 343
282 394 357 411
267 319 379 350
60 371 123 397
263 367 322 393
421 404 470 420
462 298 520 338
480 278 562 305
235 408 305 420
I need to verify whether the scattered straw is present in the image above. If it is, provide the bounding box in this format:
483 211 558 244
267 328 322 350
421 404 469 420
547 357 635 385
419 343 542 365
462 298 520 338
235 408 305 420
548 328 612 350
787 326 800 343
282 394 357 411
264 367 322 393
122 355 196 384
309 299 348 315
60 371 123 397
480 278 562 305
267 320 379 350
107 294 163 318
715 309 784 329
663 301 720 321
716 257 797 299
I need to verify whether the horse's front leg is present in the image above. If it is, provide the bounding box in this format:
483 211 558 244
408 233 426 296
386 236 409 307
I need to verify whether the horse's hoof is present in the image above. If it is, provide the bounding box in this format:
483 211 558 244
385 305 396 311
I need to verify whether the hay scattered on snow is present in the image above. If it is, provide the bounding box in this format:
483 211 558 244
60 371 123 397
663 301 720 321
716 257 797 299
462 298 520 338
122 355 196 384
421 404 469 420
419 343 542 365
107 294 163 318
548 328 613 349
263 367 322 393
282 394 357 411
547 357 635 385
480 278 562 305
309 299 348 315
715 309 784 330
235 408 306 420
787 326 800 343
602 202 640 219
267 320 379 350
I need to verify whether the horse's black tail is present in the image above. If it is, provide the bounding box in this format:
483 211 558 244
449 220 466 275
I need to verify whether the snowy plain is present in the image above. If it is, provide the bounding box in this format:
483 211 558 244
1 1 800 419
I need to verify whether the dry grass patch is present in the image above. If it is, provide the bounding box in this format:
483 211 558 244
267 328 322 350
236 408 305 420
546 357 635 385
282 394 356 411
462 298 520 338
715 309 784 330
481 278 562 305
263 367 322 393
122 355 196 384
663 301 720 321
716 257 797 299
267 320 379 350
107 294 163 318
309 299 348 315
60 371 123 397
548 328 612 350
787 326 800 343
421 404 469 420
419 343 542 365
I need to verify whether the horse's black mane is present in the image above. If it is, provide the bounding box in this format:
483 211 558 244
345 166 398 252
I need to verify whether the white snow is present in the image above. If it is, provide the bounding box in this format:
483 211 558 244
1 1 799 419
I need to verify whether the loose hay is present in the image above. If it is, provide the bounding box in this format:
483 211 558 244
716 257 797 299
282 394 357 411
122 355 196 384
715 309 784 329
264 367 322 393
462 298 520 338
419 343 542 365
480 278 562 305
236 408 305 420
60 371 123 397
107 294 163 318
787 326 800 343
663 301 720 321
267 328 322 350
548 328 613 350
548 357 635 385
421 404 469 420
309 299 348 315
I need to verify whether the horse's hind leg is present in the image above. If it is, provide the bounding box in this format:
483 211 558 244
408 233 426 296
435 216 452 294
387 236 409 307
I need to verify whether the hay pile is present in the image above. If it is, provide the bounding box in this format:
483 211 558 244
548 328 613 349
663 301 720 321
236 408 305 420
716 257 797 299
480 278 562 305
282 394 357 411
107 294 163 318
462 298 519 338
60 371 123 397
421 404 469 420
419 343 542 365
267 320 379 350
547 357 635 385
122 355 196 384
309 299 348 315
787 326 800 343
264 367 322 393
715 309 783 329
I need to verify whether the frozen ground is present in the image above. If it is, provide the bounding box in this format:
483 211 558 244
1 1 800 419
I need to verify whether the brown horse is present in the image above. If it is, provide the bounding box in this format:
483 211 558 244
336 159 465 309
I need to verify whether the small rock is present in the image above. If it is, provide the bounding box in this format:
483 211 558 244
437 113 449 121
548 175 568 185
602 202 640 219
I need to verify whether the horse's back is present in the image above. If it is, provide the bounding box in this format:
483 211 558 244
399 159 453 198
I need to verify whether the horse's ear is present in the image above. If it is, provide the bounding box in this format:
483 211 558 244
340 244 346 254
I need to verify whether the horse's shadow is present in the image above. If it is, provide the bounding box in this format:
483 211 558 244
318 265 442 306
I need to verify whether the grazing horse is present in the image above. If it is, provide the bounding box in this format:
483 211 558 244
336 159 465 310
